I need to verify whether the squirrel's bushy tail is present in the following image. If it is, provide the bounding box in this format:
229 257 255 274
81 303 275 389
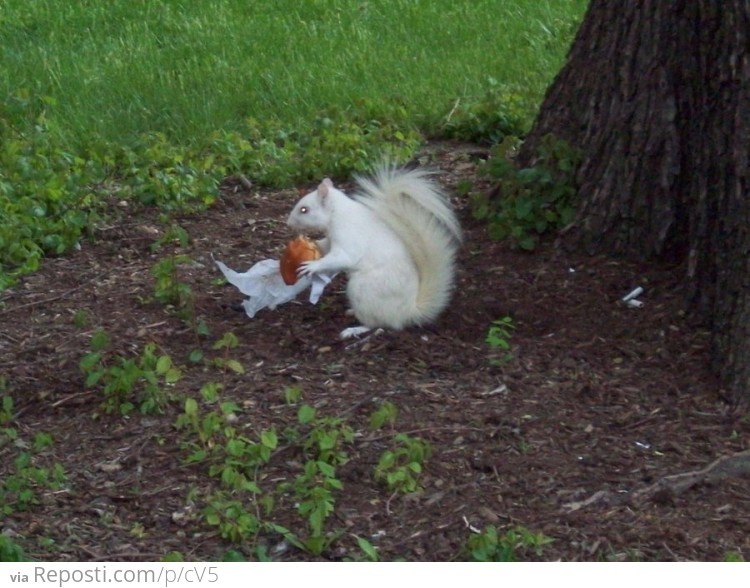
354 165 462 325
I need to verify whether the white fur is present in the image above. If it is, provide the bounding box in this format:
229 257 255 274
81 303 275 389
287 165 461 336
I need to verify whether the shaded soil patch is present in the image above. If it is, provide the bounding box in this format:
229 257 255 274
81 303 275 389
1 143 748 561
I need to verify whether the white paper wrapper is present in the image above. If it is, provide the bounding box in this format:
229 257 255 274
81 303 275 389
214 257 336 318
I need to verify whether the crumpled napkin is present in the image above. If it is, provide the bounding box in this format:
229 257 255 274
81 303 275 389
214 257 336 318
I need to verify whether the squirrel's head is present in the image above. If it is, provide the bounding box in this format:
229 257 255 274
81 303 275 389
287 177 334 233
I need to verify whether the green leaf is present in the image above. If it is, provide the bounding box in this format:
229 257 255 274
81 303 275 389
318 434 336 451
184 397 198 416
143 371 159 386
514 197 534 219
220 401 240 415
303 535 327 556
185 449 207 463
487 222 509 241
222 549 246 562
204 511 220 526
84 370 105 388
161 551 185 562
79 352 102 371
283 386 302 404
213 332 239 350
90 330 110 352
200 382 221 403
223 359 245 374
155 355 172 375
260 430 278 450
298 404 316 425
317 460 336 478
328 477 343 490
377 451 396 469
226 439 246 457
253 545 271 562
517 235 537 251
355 536 379 561
517 167 542 184
534 218 549 233
165 367 182 383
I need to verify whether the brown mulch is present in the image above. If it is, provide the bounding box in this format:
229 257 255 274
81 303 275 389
1 142 748 562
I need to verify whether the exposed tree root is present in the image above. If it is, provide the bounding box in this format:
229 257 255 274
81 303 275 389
563 449 750 512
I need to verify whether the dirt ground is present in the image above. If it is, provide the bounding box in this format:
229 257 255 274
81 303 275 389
1 143 748 562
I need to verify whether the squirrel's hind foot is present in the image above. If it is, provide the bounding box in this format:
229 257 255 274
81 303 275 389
342 327 385 349
339 325 372 339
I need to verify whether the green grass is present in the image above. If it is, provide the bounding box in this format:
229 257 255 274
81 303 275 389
1 0 585 145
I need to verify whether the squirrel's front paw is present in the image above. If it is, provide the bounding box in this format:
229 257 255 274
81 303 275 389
297 259 320 277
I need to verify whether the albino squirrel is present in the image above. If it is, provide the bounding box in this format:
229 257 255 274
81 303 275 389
287 165 462 339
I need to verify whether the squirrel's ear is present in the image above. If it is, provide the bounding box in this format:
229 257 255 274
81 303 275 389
318 178 333 199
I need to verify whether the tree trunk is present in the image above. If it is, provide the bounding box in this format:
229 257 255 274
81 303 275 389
518 0 750 401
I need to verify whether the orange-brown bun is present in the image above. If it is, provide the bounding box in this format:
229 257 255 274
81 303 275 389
280 236 321 285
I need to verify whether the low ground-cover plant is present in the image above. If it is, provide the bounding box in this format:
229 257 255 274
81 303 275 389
0 534 28 562
0 109 418 291
79 330 182 415
0 119 101 290
225 103 421 187
0 394 66 521
176 389 351 556
0 122 220 290
373 433 432 494
0 392 15 442
463 525 554 562
486 315 516 365
471 134 581 250
174 385 437 558
1 447 66 516
440 79 530 145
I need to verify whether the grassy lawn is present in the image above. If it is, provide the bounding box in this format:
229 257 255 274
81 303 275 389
2 0 585 144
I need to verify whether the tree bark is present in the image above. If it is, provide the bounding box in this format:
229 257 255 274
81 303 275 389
518 0 750 401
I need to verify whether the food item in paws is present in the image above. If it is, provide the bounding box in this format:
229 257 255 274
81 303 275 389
280 236 321 285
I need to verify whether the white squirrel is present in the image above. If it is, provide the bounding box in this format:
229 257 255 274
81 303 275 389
287 165 462 339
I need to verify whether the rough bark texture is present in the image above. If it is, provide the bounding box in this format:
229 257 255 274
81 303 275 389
518 0 750 401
